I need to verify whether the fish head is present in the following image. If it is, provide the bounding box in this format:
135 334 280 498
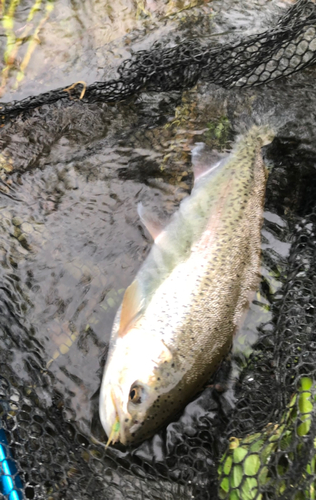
99 327 183 446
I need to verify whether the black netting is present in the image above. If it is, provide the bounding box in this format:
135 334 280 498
1 1 316 499
1 0 316 125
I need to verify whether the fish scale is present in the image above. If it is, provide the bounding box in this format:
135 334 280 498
99 126 274 445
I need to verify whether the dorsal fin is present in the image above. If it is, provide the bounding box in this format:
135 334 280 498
191 143 228 183
137 202 165 241
118 280 143 337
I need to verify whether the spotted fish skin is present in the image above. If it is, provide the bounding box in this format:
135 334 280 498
99 126 273 446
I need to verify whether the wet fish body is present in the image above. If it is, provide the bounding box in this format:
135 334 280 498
99 126 273 445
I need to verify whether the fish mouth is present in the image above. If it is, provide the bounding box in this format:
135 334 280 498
106 387 126 446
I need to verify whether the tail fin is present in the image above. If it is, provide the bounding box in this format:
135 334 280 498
234 124 275 149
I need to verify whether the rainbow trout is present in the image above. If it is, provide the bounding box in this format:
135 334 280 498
99 126 274 446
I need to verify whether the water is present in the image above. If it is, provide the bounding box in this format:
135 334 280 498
1 0 316 499
0 0 148 100
0 0 218 102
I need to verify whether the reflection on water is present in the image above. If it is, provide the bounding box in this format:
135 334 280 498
0 0 217 102
0 0 147 100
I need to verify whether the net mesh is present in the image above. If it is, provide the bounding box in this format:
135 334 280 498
1 1 316 500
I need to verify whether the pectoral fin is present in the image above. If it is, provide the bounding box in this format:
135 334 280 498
137 202 165 241
191 143 228 183
118 279 143 337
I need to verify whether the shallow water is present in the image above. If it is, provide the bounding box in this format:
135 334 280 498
0 0 219 102
0 0 147 100
1 0 316 499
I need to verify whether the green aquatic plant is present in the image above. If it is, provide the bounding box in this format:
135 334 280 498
205 116 231 151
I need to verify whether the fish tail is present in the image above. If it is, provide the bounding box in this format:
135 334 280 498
236 124 275 147
231 125 275 162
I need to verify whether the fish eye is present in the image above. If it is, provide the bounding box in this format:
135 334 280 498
129 384 143 404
